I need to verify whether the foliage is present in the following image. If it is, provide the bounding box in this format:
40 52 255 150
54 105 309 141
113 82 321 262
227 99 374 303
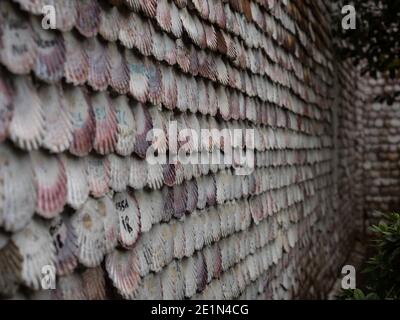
339 213 400 299
332 1 400 104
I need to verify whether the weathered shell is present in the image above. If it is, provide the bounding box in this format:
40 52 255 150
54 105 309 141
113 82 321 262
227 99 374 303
113 96 136 156
76 0 101 37
0 75 13 143
92 92 117 155
0 2 37 74
31 151 67 219
49 215 78 276
0 144 36 232
31 17 65 83
12 218 56 290
105 248 142 299
39 85 73 153
114 191 141 248
86 155 110 198
85 37 110 91
9 77 44 150
63 33 89 86
70 198 106 267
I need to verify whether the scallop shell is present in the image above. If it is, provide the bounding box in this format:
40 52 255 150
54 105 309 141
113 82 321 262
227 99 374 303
126 50 149 103
31 151 67 219
106 249 142 299
210 0 226 28
152 30 166 62
171 220 185 259
139 272 163 299
207 81 218 116
156 0 172 33
138 0 157 17
114 191 141 249
176 39 191 73
134 190 155 231
124 0 141 11
141 227 166 272
188 45 200 76
183 217 195 257
0 2 37 74
129 156 148 189
0 75 13 143
164 33 177 65
82 267 107 300
147 105 168 155
173 0 187 9
168 3 182 38
176 73 188 112
204 23 217 51
161 65 177 110
196 176 207 210
159 223 174 265
92 92 117 155
9 76 44 150
107 43 130 94
108 154 129 192
70 198 106 267
98 195 119 253
161 260 184 299
86 155 110 198
205 175 217 206
53 0 77 32
198 81 209 115
114 96 136 156
12 218 56 290
162 163 177 187
172 183 188 218
0 145 36 231
147 163 164 190
192 0 209 19
50 273 85 300
145 58 163 105
49 215 78 276
119 12 153 56
85 37 110 91
194 15 207 49
39 85 73 153
99 6 120 42
76 0 101 37
180 8 199 46
0 239 22 297
60 154 89 210
195 252 208 292
31 17 65 83
63 32 89 86
132 101 153 158
64 86 94 156
215 57 229 85
182 256 197 297
185 179 198 213
12 0 47 14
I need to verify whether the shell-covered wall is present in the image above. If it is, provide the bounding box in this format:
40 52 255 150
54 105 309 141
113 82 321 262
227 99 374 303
0 0 362 299
361 80 400 229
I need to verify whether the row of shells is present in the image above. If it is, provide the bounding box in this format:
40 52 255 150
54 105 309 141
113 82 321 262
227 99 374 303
0 140 331 232
0 180 329 298
0 75 330 155
12 0 333 91
2 1 331 118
